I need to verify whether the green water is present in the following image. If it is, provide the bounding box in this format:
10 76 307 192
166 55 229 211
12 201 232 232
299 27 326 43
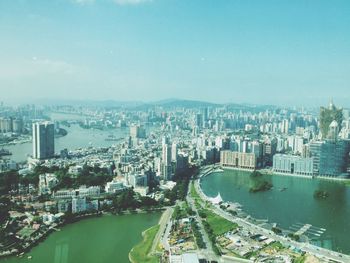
200 169 350 254
1 213 161 263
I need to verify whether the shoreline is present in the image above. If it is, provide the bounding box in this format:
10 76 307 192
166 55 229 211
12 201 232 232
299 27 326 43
0 208 164 260
197 168 350 261
219 166 350 183
0 212 102 260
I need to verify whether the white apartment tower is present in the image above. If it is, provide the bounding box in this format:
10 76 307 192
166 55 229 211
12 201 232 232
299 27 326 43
32 121 55 160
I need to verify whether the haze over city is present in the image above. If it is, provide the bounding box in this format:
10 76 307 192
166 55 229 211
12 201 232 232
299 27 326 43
1 0 350 106
2 1 350 263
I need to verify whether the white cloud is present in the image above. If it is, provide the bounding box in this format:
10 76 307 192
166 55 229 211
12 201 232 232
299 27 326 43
0 58 81 78
113 0 153 5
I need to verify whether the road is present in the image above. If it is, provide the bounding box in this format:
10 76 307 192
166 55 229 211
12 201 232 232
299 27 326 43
186 186 220 262
194 175 350 263
151 206 173 254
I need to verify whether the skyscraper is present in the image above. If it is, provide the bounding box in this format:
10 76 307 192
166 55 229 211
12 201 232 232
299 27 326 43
32 121 55 160
319 101 343 139
171 142 178 162
309 139 350 177
161 136 173 180
130 124 146 139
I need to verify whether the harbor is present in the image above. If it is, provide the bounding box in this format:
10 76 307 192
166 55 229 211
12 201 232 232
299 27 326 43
200 168 350 255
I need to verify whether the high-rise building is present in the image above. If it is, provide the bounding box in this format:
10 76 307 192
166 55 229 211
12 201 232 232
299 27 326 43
12 118 23 133
32 121 55 160
328 120 339 141
309 139 350 177
0 117 13 133
162 139 172 180
195 113 203 128
171 142 178 162
130 125 146 139
280 119 289 134
319 101 343 139
201 107 209 128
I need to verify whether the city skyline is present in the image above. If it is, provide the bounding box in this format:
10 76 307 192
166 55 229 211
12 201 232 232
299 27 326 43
1 0 350 106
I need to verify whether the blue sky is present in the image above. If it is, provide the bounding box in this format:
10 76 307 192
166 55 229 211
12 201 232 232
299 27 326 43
0 0 349 106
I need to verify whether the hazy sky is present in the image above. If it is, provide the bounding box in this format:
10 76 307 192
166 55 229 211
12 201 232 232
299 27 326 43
0 0 349 106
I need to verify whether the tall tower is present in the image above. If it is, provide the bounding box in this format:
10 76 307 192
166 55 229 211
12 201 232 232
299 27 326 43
171 142 178 162
328 120 339 141
161 136 172 181
320 101 343 139
33 121 55 160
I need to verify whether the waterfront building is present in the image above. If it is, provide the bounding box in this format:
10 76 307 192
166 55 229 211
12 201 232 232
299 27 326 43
273 154 314 176
309 139 350 177
263 137 277 165
12 118 23 133
220 150 257 169
32 121 55 160
72 197 87 214
58 200 70 213
130 124 146 139
0 117 13 133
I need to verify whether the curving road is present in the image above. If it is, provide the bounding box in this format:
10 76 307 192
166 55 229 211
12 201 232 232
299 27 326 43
194 171 350 263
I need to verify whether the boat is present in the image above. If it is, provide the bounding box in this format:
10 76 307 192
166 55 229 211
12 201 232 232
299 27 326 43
0 148 12 157
279 187 287 192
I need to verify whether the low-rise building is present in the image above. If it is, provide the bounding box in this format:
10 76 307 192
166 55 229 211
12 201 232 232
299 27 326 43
220 150 257 169
273 154 313 176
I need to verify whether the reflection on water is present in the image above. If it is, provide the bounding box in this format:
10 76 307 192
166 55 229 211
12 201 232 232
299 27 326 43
2 213 161 263
201 169 350 254
54 242 69 263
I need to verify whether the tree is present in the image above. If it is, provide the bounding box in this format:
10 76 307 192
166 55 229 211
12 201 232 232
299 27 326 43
0 197 10 225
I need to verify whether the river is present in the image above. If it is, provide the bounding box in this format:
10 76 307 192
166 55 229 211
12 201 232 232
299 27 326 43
3 113 131 162
200 169 350 254
1 213 161 263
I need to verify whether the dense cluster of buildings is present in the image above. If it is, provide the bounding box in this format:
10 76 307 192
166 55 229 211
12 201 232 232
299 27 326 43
0 117 24 134
219 102 350 178
1 100 350 262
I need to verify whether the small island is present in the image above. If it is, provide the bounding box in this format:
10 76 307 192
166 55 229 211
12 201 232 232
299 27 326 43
249 180 273 193
313 190 330 199
250 170 263 177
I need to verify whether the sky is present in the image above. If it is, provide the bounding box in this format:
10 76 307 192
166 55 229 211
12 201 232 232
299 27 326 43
0 0 349 106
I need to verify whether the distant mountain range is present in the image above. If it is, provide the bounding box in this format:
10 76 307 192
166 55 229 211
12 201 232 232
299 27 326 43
32 98 282 111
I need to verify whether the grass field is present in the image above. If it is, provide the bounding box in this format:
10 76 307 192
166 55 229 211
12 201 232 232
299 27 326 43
129 225 160 263
293 255 306 263
201 208 238 236
190 181 201 200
